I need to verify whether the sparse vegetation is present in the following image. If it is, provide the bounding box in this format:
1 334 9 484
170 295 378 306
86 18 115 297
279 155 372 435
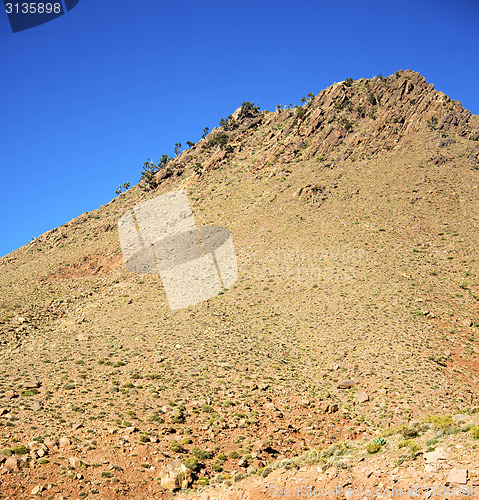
427 116 438 130
1 70 479 498
366 441 381 453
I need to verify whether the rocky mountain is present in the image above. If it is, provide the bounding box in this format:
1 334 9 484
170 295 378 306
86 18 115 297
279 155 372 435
0 70 478 499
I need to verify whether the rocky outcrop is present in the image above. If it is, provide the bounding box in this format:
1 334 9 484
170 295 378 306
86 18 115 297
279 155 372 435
159 460 192 491
151 70 478 183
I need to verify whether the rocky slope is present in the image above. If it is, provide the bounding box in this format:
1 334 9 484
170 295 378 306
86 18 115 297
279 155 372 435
0 70 478 499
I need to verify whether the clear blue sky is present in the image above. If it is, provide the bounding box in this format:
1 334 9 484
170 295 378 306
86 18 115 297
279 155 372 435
1 0 478 258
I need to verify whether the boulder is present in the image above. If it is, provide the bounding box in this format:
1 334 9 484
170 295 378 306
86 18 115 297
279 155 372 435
355 391 369 403
337 380 355 389
159 460 192 491
446 468 468 485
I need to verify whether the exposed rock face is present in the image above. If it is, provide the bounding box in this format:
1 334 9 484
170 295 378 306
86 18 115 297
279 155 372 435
159 460 192 491
151 70 478 182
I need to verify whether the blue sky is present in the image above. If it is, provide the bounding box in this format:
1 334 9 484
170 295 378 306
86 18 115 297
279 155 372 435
0 0 478 258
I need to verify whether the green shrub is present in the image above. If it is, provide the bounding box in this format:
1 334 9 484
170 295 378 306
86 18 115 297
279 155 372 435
427 117 438 130
193 162 203 175
340 117 352 131
183 457 200 472
239 101 260 118
205 132 229 150
295 106 305 119
399 424 418 438
356 106 365 117
192 447 213 460
12 444 29 455
21 389 38 396
427 414 454 429
201 404 215 413
470 426 479 439
366 442 381 454
344 78 353 87
398 439 420 454
170 441 184 453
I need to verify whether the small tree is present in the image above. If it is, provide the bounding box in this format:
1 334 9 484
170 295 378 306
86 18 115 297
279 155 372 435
239 101 260 118
193 162 203 175
205 132 229 150
186 140 195 149
202 127 209 139
140 159 160 191
174 143 182 156
159 154 169 166
295 106 305 119
115 182 130 195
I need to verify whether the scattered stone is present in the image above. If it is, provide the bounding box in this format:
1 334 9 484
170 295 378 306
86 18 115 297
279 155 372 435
355 391 369 403
446 468 468 485
69 457 82 468
4 390 17 400
72 422 83 430
4 456 19 470
159 460 192 491
107 385 119 393
327 403 339 413
31 485 43 495
31 402 42 412
59 437 70 448
24 381 40 389
461 319 473 328
43 437 56 448
423 449 450 463
338 380 355 389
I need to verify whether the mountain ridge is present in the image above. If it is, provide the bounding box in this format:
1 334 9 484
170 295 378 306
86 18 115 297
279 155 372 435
0 70 479 498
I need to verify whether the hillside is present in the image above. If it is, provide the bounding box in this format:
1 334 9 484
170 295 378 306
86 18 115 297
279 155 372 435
1 69 479 499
